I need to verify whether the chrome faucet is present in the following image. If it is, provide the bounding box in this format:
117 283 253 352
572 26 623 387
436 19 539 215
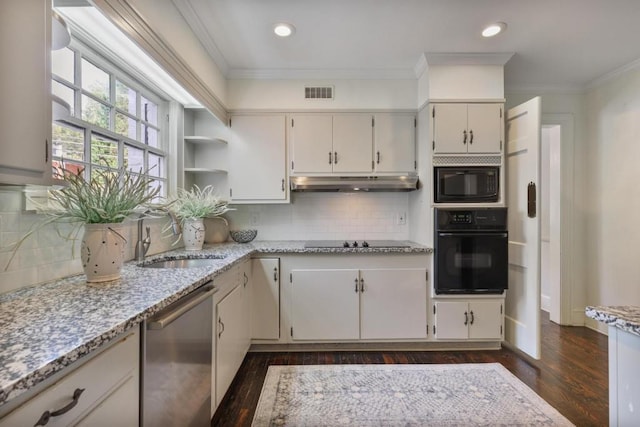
135 208 181 261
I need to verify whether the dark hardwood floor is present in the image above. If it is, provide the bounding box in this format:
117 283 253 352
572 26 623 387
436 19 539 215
212 312 609 426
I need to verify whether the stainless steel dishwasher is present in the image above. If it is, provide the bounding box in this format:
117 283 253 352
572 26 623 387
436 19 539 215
142 282 216 427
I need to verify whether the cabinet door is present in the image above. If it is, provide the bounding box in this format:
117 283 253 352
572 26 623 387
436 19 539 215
251 258 280 340
216 284 245 406
374 114 415 173
432 104 468 154
332 114 373 173
291 269 359 340
290 115 333 174
433 301 469 339
360 269 427 339
229 115 287 201
468 300 503 340
466 104 502 154
0 0 52 185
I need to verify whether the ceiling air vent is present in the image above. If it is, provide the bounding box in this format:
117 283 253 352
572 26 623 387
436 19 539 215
305 86 334 99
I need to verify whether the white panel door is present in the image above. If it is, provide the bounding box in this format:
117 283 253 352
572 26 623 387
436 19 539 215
290 115 333 174
229 115 287 201
432 103 468 154
332 114 373 173
505 96 542 359
467 104 503 154
251 258 280 340
360 268 427 339
433 301 469 339
216 284 244 406
374 114 416 173
468 300 503 340
291 269 359 340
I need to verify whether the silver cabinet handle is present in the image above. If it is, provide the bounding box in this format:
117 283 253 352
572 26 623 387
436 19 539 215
469 130 474 144
218 317 225 339
464 311 469 326
334 151 338 164
359 277 365 292
148 284 216 330
470 310 475 325
463 130 467 144
354 278 359 293
35 388 85 426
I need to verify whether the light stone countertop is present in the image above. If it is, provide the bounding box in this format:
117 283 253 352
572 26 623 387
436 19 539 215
0 240 431 408
585 305 640 337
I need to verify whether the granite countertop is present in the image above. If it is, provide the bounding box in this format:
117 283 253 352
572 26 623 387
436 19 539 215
0 240 431 408
585 305 640 337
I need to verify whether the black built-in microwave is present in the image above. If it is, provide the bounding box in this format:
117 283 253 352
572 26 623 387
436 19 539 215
434 166 499 203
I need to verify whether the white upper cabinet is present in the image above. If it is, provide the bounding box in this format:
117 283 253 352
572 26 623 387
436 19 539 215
332 114 373 173
373 113 416 173
290 114 373 174
0 0 53 185
228 114 287 202
432 103 503 154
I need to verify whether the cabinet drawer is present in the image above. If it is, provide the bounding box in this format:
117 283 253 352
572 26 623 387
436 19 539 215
1 329 139 427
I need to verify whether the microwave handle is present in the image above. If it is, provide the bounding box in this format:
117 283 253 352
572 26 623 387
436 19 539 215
438 232 508 238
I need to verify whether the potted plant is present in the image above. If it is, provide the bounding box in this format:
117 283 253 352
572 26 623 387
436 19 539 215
169 185 232 250
6 164 162 282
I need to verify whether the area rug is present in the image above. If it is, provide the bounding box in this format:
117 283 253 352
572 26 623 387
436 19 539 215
252 363 574 426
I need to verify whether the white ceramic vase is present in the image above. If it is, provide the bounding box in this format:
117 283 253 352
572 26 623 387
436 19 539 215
183 218 206 250
81 223 127 282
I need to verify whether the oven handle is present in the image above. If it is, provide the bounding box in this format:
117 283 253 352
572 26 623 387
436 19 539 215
438 232 508 238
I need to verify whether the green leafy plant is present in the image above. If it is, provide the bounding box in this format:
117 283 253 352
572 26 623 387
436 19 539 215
4 164 162 271
170 185 232 222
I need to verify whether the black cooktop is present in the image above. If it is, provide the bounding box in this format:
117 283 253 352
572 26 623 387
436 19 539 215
304 240 411 249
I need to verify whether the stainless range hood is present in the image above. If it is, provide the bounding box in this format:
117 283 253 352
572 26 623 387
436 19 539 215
290 174 419 192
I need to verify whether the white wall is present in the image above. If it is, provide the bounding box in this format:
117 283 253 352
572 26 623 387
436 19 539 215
583 66 640 332
225 192 410 241
227 79 417 110
0 189 179 295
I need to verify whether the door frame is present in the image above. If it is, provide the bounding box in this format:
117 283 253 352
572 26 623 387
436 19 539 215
541 114 575 326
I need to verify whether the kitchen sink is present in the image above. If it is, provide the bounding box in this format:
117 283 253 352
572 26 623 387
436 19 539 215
140 256 225 269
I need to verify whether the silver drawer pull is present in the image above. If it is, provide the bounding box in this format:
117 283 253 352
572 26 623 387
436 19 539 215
35 388 85 426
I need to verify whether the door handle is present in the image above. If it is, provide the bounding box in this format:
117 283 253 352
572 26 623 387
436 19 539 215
329 152 332 164
469 130 473 144
376 151 380 164
281 178 285 192
527 182 537 218
218 317 225 339
354 277 359 293
470 310 475 325
359 277 365 293
334 151 338 164
35 388 85 426
273 267 278 282
464 311 469 326
463 130 467 144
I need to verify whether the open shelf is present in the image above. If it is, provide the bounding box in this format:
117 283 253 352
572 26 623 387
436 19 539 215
184 168 228 174
184 136 227 145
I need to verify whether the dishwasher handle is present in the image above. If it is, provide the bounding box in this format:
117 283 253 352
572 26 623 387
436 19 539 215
148 284 216 330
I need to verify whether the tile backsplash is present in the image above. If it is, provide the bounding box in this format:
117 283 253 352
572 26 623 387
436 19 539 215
226 192 410 241
0 188 178 295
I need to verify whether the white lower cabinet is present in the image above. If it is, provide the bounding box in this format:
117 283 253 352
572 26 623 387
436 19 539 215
0 330 139 427
251 258 281 340
290 267 428 341
433 300 503 340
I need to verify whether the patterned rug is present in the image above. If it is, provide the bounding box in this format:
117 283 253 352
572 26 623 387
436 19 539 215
252 363 574 426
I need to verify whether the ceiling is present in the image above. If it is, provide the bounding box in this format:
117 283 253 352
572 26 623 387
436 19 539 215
173 0 640 91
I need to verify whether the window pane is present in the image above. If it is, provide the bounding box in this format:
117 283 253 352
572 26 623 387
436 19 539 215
53 160 85 180
141 96 157 125
82 95 110 128
148 153 163 177
115 112 137 139
91 133 118 168
143 125 158 148
124 144 144 172
116 80 136 113
81 58 110 101
52 81 75 115
149 179 165 201
52 123 84 161
90 166 118 188
52 47 74 83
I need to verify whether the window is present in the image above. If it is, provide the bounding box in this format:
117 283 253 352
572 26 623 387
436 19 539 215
51 45 167 200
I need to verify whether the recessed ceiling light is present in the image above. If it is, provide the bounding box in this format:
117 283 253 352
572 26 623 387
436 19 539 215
482 22 507 38
274 23 295 37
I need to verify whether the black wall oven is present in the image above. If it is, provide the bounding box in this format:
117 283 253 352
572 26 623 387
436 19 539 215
434 208 508 294
434 166 499 203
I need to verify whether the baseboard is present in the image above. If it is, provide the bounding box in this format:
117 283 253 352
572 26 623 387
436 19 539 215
249 341 502 352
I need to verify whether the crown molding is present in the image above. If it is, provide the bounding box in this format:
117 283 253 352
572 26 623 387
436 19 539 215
586 57 640 90
227 68 417 80
424 52 514 66
413 54 428 78
504 83 585 95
